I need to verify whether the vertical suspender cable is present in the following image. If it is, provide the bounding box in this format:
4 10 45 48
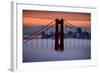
36 36 38 50
31 39 32 49
47 29 48 50
42 32 43 50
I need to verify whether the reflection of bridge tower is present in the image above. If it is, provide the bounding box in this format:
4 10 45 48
55 19 64 52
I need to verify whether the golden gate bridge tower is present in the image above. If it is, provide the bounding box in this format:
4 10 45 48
55 18 64 52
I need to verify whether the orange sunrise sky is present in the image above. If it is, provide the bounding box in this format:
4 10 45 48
23 10 91 27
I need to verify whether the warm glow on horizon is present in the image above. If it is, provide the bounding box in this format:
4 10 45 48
23 17 54 26
23 10 91 27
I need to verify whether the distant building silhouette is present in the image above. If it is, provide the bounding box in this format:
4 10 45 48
40 27 90 39
41 31 46 38
67 31 75 38
64 27 91 39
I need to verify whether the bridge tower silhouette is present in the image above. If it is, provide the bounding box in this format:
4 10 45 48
55 19 64 52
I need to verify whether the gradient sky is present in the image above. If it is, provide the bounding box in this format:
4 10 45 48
23 10 91 27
